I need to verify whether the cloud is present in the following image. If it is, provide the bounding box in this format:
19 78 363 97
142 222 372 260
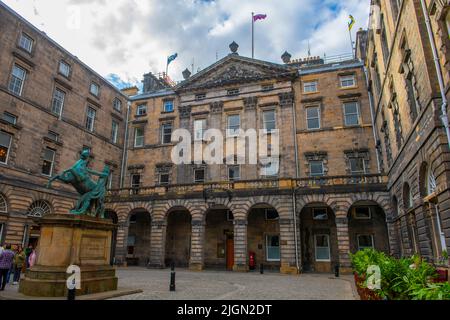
3 0 370 86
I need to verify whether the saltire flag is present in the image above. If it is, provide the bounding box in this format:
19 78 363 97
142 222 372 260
167 53 178 65
253 14 267 22
348 15 355 31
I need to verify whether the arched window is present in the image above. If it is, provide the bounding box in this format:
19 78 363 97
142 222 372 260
403 183 413 209
427 166 437 196
28 200 51 218
0 194 7 213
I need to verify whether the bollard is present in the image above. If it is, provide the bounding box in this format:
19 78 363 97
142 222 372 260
260 263 264 274
67 288 76 301
170 262 176 292
334 265 340 278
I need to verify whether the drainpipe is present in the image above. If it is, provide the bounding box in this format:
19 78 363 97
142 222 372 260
120 101 131 188
420 0 450 150
290 88 301 274
364 65 382 174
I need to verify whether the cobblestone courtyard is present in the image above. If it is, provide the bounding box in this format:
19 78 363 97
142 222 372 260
110 267 358 300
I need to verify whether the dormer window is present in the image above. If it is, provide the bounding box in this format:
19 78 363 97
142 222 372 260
19 33 33 53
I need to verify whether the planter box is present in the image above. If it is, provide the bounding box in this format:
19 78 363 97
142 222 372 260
434 267 449 283
354 273 382 300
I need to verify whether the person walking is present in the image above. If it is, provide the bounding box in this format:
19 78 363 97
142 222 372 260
12 245 25 285
0 244 15 291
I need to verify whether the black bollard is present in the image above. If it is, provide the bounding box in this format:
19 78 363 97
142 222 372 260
67 288 76 301
170 262 176 292
334 265 340 278
260 263 264 274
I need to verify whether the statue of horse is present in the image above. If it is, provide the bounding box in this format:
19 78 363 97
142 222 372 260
46 149 110 218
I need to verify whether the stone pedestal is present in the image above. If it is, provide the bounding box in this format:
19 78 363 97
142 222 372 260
19 214 118 297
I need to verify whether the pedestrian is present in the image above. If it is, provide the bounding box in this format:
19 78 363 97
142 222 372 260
28 248 36 268
0 244 15 291
25 245 32 269
13 245 25 285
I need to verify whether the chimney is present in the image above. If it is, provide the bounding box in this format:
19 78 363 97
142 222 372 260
142 72 168 93
281 51 292 64
182 68 192 80
121 86 139 96
355 28 368 62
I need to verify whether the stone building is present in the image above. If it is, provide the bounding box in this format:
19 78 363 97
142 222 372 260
365 0 450 263
0 3 126 248
0 1 399 275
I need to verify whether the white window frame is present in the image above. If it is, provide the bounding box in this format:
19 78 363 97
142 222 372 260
42 148 55 177
19 33 33 53
58 61 71 78
85 107 96 132
263 110 276 132
306 106 321 130
312 208 328 220
163 100 174 113
349 157 366 174
303 81 318 93
90 82 100 96
266 234 281 262
161 123 173 145
340 75 356 88
357 234 374 251
343 101 360 126
227 114 241 137
353 207 372 220
194 119 207 141
113 98 122 112
134 127 144 147
0 131 12 165
310 160 324 177
51 88 66 118
9 64 27 96
3 112 17 125
315 234 331 262
111 121 119 144
136 104 147 116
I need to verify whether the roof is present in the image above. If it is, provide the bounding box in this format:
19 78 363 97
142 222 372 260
130 89 176 101
298 60 364 75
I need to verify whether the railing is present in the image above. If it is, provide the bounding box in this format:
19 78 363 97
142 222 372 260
106 174 387 199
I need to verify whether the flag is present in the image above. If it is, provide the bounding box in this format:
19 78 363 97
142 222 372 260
348 15 355 31
253 14 267 22
167 53 178 65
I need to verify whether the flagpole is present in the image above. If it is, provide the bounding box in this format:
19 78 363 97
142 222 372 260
252 12 254 59
166 56 169 77
348 28 354 59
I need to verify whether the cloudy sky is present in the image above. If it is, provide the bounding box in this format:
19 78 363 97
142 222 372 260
3 0 370 89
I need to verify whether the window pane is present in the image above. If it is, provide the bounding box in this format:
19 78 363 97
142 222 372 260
350 158 365 173
137 105 147 115
90 83 99 96
164 101 174 112
42 149 55 176
160 174 170 185
194 119 206 141
344 102 359 126
0 132 12 164
134 127 144 147
313 208 328 220
9 65 26 95
310 161 324 176
86 107 96 131
266 235 280 261
315 235 330 261
51 89 65 116
228 166 240 181
228 115 240 134
304 82 317 93
3 113 17 125
111 121 118 143
355 207 371 219
263 111 276 131
59 62 71 77
162 123 172 144
195 169 205 183
131 175 141 188
358 235 374 249
19 34 33 52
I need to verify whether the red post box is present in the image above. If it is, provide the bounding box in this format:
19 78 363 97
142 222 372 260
249 251 256 270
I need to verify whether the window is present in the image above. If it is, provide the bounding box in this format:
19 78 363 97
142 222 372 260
427 166 437 196
48 131 59 142
159 173 170 185
127 235 135 255
111 121 119 144
0 224 3 243
108 171 113 190
343 102 360 126
313 208 328 220
131 174 141 190
306 106 321 130
260 160 279 177
194 119 206 141
354 207 371 219
266 235 280 261
136 104 147 116
113 98 122 112
9 64 26 96
161 123 173 144
380 16 390 66
265 209 279 220
228 165 240 181
0 131 12 164
262 84 274 92
58 61 71 78
90 82 100 96
227 210 234 221
51 88 66 118
134 127 144 147
163 100 174 113
349 157 365 174
227 88 240 96
315 234 331 261
19 33 33 53
195 93 206 101
27 200 51 218
340 75 356 88
303 81 318 93
310 161 324 177
357 235 374 250
85 107 96 132
42 148 55 176
194 168 205 183
3 112 17 125
227 114 240 136
263 110 276 132
0 195 7 213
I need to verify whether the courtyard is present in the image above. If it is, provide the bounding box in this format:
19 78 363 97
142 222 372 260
110 268 358 300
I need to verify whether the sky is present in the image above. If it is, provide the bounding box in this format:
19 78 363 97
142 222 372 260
2 0 370 90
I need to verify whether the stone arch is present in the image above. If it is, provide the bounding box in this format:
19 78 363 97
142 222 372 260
126 207 152 266
297 194 339 214
0 193 8 213
27 199 53 218
345 193 393 219
231 195 283 219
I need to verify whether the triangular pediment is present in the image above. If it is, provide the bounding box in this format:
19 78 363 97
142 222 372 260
175 55 296 92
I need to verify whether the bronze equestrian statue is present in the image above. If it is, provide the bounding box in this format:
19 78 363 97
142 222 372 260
46 149 110 218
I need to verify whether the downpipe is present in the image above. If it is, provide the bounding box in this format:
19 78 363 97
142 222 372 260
120 101 131 188
291 97 300 274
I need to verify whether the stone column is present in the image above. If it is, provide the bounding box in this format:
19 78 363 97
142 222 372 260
148 220 166 268
114 221 129 266
279 218 299 275
233 219 248 272
189 219 205 271
335 216 352 274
